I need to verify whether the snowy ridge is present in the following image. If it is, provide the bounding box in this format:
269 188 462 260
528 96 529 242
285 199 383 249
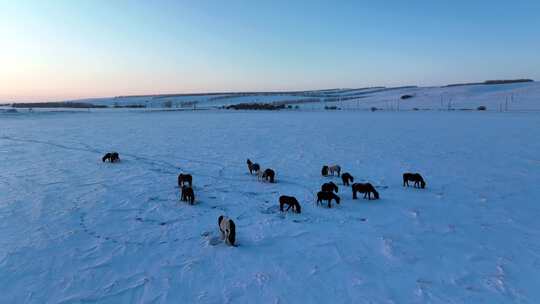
55 81 540 111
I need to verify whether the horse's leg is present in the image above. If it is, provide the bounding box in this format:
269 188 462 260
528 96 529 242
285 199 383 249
328 200 331 208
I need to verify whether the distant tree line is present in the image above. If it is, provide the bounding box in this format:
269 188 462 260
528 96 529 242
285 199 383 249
445 79 533 87
11 102 107 108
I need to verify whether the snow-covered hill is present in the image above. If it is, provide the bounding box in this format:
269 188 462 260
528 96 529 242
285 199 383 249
1 110 540 303
61 81 540 111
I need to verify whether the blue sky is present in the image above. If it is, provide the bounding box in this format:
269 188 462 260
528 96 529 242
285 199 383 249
1 0 539 101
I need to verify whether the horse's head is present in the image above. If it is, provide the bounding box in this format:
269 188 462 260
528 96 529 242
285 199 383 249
334 194 341 204
333 183 339 193
295 202 302 213
420 180 426 189
247 159 252 165
373 189 380 199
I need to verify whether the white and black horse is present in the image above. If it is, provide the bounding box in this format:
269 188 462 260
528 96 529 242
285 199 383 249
102 152 120 163
218 215 236 246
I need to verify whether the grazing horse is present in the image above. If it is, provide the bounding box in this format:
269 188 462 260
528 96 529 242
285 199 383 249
181 186 195 204
341 172 354 186
321 182 339 193
246 159 260 175
259 168 275 183
178 173 192 187
352 183 379 200
218 215 236 246
403 173 426 189
279 195 302 213
321 165 329 176
316 191 341 208
327 165 341 177
102 152 120 163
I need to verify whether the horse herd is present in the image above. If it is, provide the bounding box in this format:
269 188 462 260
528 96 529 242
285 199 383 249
102 153 427 247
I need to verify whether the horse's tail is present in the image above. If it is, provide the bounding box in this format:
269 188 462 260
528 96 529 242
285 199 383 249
228 220 236 246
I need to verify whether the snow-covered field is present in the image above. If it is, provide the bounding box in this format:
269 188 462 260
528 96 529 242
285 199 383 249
1 110 540 303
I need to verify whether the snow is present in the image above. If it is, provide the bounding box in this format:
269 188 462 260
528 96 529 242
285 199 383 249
1 110 540 303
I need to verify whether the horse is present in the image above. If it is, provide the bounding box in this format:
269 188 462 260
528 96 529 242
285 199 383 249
178 173 192 187
316 191 340 208
351 183 379 200
181 186 195 204
279 195 302 213
403 173 426 189
218 215 236 246
259 168 275 183
328 165 341 177
341 172 354 186
321 182 339 193
102 152 120 163
321 165 329 176
246 159 261 175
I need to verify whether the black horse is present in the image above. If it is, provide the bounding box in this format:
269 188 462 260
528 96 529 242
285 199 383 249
341 172 354 186
352 183 379 200
102 152 120 163
181 186 195 204
261 168 275 183
178 173 192 187
321 182 339 193
218 215 236 246
316 191 340 208
403 172 426 189
279 195 302 213
246 159 261 175
321 165 329 176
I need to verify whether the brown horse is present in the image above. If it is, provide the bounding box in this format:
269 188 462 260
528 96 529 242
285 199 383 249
246 159 261 175
341 172 354 186
316 191 340 208
352 183 379 200
102 152 120 163
181 186 195 204
403 173 426 189
261 168 275 183
279 195 302 213
321 182 339 193
218 215 236 246
178 173 192 187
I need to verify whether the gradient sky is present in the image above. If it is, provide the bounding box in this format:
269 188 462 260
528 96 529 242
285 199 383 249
1 0 539 101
